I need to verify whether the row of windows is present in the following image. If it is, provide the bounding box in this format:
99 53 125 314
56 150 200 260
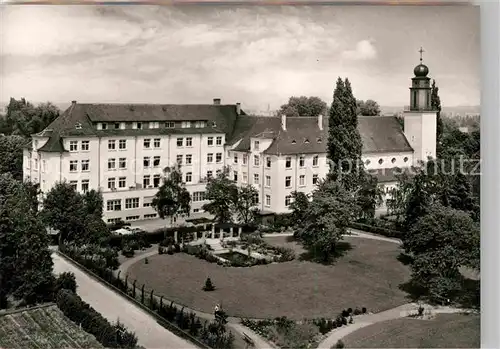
68 179 89 193
97 120 211 131
106 213 158 224
261 193 297 207
233 154 320 168
234 172 319 187
105 192 209 212
68 136 224 152
69 140 90 151
69 160 90 172
365 157 409 166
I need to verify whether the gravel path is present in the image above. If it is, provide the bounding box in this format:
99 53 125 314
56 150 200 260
52 253 198 349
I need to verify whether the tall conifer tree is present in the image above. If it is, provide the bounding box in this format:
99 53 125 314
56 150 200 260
431 80 444 155
327 77 364 191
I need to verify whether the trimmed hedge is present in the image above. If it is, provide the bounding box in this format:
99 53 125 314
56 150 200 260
349 222 404 239
56 289 138 348
59 245 234 349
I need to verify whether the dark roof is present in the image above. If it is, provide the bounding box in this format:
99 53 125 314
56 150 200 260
264 117 327 155
38 133 67 152
231 116 281 151
358 116 413 154
35 102 244 152
229 115 412 156
367 166 415 183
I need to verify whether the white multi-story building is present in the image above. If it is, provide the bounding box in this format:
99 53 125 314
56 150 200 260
23 60 437 223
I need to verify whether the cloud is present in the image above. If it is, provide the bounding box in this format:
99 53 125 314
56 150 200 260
341 40 377 61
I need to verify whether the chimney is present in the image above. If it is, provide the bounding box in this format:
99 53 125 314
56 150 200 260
213 98 221 105
71 100 77 105
236 102 241 115
318 114 323 130
281 114 287 131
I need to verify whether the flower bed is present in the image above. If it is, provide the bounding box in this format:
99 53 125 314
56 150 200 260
241 308 368 348
180 234 295 267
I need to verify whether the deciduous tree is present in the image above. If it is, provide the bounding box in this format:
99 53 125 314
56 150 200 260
288 191 310 228
356 173 384 221
233 184 259 225
202 166 238 224
295 179 358 262
41 181 86 243
4 98 60 137
356 99 381 116
277 96 328 117
406 203 479 302
0 173 54 307
0 135 26 180
152 165 191 226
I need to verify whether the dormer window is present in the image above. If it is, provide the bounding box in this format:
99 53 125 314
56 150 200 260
114 123 120 129
75 122 82 130
304 138 310 144
133 122 142 130
212 121 217 128
165 122 175 128
291 140 296 144
98 123 108 130
317 138 322 143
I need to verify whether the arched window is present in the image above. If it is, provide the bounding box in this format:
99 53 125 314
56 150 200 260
403 157 409 162
391 158 396 164
378 158 384 165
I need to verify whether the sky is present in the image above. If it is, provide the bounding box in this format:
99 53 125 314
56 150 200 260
1 4 480 111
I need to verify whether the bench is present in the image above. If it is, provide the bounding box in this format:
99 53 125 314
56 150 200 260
242 332 255 348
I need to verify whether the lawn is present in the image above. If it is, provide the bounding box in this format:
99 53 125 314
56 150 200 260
343 313 480 348
0 305 104 349
126 236 411 319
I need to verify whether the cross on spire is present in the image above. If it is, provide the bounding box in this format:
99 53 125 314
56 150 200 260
419 47 425 63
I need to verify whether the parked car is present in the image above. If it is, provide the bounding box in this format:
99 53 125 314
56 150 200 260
112 226 145 235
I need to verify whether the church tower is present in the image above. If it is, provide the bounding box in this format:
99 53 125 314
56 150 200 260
404 47 437 164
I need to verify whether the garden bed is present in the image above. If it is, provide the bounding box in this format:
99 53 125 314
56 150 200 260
218 251 256 264
241 308 366 349
0 305 104 349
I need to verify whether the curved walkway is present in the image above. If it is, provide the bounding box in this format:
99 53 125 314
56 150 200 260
317 303 476 348
52 253 197 349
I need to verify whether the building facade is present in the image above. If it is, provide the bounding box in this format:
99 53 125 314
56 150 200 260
23 61 437 223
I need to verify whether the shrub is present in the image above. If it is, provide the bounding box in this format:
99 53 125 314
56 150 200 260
341 317 348 326
160 237 175 247
53 272 77 294
362 307 367 314
166 246 174 255
121 244 135 258
341 309 349 318
203 277 215 291
56 289 137 348
334 340 345 349
353 307 362 315
158 245 164 254
347 307 353 315
174 243 181 253
349 222 404 239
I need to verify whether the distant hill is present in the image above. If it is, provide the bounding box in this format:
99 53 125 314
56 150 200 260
381 105 480 116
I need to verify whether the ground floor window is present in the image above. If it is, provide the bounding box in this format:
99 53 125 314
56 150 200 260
144 213 157 219
107 217 121 224
126 215 140 221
